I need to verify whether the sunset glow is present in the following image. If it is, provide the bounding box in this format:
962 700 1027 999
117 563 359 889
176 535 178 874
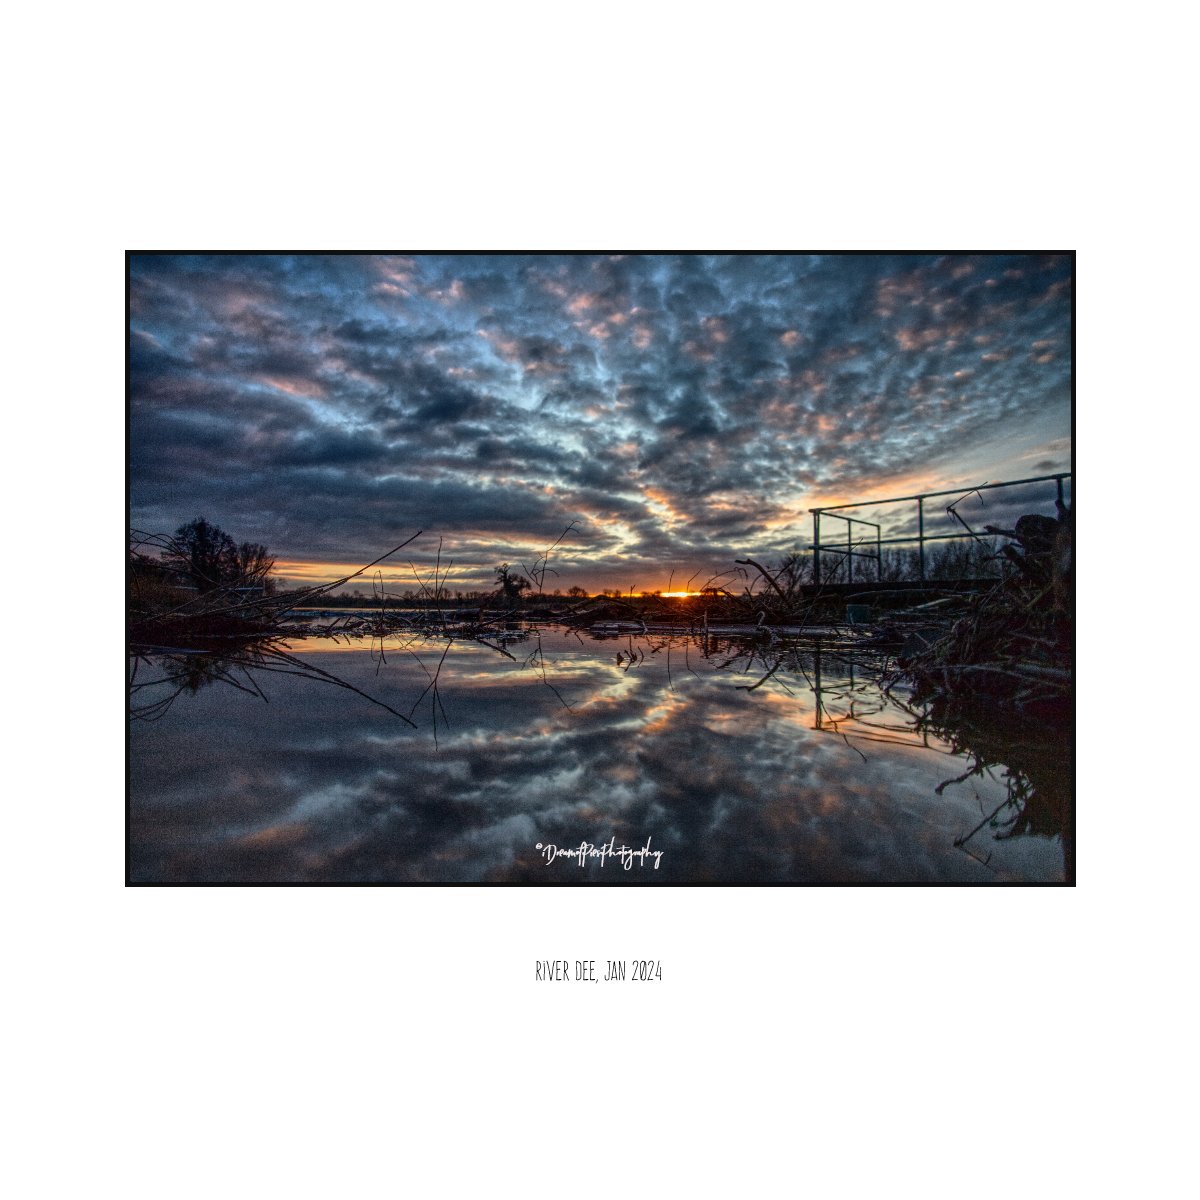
130 253 1071 592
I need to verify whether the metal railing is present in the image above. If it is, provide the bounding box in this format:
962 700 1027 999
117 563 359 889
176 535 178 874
809 473 1071 584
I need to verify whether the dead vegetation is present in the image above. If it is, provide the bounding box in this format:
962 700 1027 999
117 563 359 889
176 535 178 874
870 505 1074 876
129 528 429 645
128 640 419 726
907 689 1073 877
890 504 1072 722
128 525 589 737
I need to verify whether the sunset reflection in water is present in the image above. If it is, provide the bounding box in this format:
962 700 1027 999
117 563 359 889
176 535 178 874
129 629 1066 883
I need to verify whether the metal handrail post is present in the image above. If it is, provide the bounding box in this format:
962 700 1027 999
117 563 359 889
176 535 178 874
918 496 926 581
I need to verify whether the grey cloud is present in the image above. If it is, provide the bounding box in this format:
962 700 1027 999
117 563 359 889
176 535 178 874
130 253 1071 582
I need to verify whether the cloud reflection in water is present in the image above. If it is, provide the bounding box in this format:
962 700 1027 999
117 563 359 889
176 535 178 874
129 631 1064 883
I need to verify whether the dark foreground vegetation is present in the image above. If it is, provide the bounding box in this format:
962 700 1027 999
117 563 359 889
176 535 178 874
894 507 1072 718
880 506 1074 877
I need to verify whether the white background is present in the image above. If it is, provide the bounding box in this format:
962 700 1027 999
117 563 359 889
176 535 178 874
6 2 1196 1197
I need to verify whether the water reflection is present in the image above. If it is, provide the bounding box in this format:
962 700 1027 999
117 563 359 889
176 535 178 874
902 684 1074 880
128 629 1068 883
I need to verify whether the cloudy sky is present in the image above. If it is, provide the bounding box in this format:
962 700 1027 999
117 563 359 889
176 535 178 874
129 253 1072 593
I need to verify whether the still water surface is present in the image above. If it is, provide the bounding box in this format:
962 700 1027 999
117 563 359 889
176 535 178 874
129 628 1067 883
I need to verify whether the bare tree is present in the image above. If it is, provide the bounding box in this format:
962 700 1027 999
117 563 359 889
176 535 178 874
161 518 276 593
494 563 530 602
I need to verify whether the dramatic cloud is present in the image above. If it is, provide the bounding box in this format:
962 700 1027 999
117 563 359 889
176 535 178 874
128 634 1061 882
129 253 1072 590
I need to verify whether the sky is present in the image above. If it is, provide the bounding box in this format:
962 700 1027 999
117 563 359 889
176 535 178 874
129 253 1072 593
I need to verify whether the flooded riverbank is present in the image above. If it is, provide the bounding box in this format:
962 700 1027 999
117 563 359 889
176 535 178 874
129 628 1069 883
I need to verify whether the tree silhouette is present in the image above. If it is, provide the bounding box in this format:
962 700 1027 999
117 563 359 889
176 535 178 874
232 541 276 589
162 517 275 593
494 563 530 602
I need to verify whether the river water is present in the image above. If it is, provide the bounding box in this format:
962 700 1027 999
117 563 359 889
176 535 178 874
128 627 1069 883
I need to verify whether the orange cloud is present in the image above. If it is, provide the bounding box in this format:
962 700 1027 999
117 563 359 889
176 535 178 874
258 375 326 399
274 560 418 586
567 292 598 316
894 327 943 352
703 316 729 344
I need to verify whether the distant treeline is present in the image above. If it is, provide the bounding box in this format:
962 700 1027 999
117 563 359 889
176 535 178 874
804 536 1004 586
312 541 1002 607
297 541 1005 605
132 516 1008 617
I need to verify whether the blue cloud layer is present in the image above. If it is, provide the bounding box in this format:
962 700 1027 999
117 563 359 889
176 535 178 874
130 253 1071 587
